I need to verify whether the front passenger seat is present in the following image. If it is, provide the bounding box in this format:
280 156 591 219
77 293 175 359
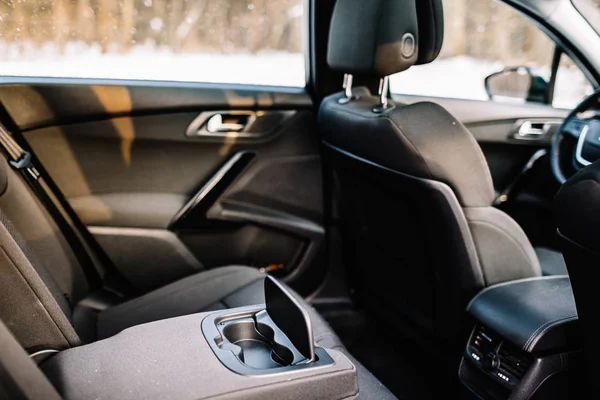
318 0 566 355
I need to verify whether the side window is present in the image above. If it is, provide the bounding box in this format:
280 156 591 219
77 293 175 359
553 54 594 109
0 0 305 87
390 0 591 107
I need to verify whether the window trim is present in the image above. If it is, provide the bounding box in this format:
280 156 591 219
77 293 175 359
502 0 599 89
546 46 562 105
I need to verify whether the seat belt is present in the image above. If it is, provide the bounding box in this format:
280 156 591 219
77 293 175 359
0 124 133 298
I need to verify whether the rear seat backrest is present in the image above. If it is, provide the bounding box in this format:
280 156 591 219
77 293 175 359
0 158 83 351
0 163 89 303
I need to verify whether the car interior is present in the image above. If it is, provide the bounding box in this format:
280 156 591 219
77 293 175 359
1 0 600 399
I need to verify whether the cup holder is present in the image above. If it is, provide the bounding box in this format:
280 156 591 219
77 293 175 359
203 305 335 375
220 319 294 369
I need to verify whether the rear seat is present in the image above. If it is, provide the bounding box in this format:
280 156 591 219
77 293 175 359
0 156 396 399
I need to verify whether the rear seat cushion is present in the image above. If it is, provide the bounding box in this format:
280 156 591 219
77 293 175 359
97 266 264 340
98 266 395 400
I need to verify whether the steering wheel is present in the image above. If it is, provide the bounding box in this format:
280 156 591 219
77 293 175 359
552 88 600 184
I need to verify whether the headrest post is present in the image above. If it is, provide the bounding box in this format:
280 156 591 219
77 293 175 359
372 76 390 113
344 74 354 99
338 73 356 104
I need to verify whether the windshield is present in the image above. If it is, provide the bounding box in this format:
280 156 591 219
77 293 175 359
573 0 600 35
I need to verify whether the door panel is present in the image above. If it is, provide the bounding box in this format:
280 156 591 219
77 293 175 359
393 94 566 248
0 79 311 129
0 82 324 295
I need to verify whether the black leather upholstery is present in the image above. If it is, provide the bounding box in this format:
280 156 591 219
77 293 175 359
467 276 578 353
327 0 420 76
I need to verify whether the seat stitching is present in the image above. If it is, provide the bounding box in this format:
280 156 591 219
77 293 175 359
524 314 578 352
465 275 568 311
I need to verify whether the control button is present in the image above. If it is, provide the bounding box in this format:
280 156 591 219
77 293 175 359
471 352 481 361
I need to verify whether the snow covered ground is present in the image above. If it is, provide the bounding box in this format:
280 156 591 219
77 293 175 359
0 42 591 109
390 56 593 109
0 42 307 87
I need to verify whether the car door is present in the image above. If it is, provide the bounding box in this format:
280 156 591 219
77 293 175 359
391 0 596 249
0 0 325 296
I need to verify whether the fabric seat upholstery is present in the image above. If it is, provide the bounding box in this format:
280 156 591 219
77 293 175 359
319 0 566 360
98 266 395 399
0 155 396 399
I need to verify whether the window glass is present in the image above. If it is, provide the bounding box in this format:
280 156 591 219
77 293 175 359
572 0 600 36
553 54 594 109
390 0 590 108
0 0 305 87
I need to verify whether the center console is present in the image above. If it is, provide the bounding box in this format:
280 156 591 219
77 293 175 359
40 277 359 399
459 276 583 400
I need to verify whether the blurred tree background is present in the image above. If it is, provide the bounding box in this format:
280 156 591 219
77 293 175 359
0 0 303 54
0 0 595 65
444 0 553 66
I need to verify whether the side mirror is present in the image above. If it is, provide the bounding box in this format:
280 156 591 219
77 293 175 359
484 67 549 103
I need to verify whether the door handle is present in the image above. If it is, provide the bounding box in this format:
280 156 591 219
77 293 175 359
512 118 563 141
206 114 247 133
185 110 295 141
186 111 256 138
518 121 546 137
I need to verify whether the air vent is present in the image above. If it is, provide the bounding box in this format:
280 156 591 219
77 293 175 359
496 343 532 383
466 326 532 386
468 325 498 361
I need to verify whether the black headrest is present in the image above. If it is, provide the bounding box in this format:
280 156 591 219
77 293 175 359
327 0 444 77
415 0 444 65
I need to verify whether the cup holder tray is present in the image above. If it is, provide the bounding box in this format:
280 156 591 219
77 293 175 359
202 305 334 375
220 318 294 369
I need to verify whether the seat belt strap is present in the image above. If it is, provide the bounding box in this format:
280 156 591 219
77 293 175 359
0 124 132 297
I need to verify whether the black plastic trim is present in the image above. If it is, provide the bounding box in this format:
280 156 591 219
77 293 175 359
208 199 324 284
170 151 255 230
501 0 599 89
0 76 308 91
460 345 582 400
0 82 312 131
201 305 333 376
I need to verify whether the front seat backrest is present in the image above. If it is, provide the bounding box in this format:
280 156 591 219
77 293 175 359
319 0 541 351
554 160 600 395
